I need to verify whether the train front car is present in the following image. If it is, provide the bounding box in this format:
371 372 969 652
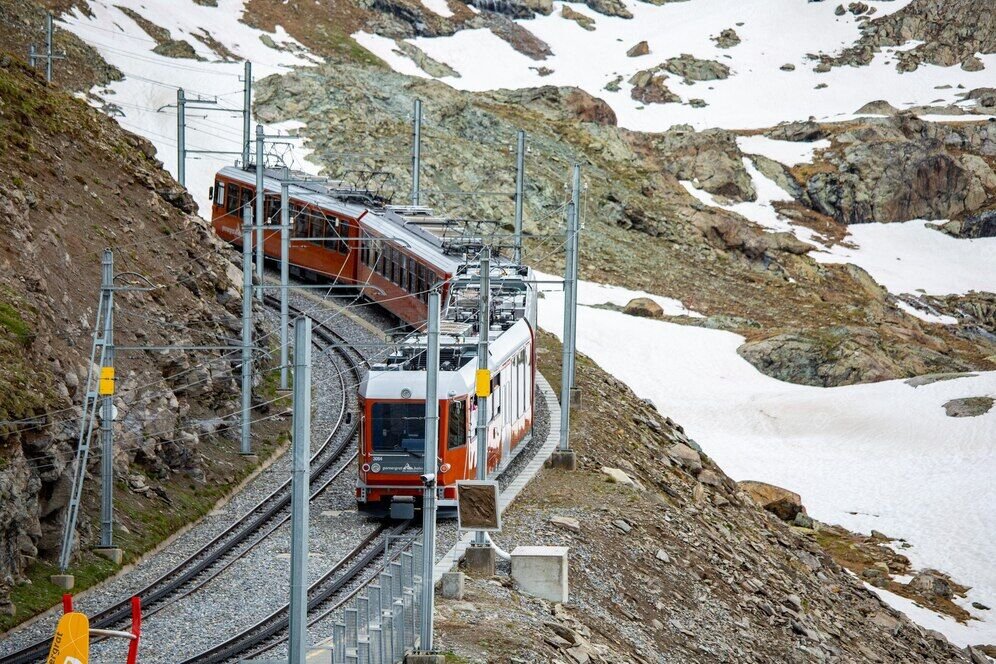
357 263 537 519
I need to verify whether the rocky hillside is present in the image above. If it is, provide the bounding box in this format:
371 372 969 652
824 0 996 73
251 62 996 387
0 53 279 626
431 332 989 663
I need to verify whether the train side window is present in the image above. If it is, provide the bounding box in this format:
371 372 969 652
447 400 466 449
225 182 239 213
339 220 349 253
241 188 252 213
214 182 225 206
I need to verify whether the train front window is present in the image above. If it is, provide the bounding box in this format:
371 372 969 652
447 400 466 449
371 403 425 455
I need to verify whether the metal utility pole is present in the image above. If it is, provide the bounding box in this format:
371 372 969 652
98 249 116 550
288 316 312 664
255 124 265 301
568 164 581 390
558 165 581 453
280 167 291 390
242 61 252 168
176 88 186 188
513 130 526 265
29 14 66 83
411 99 422 207
474 248 491 546
419 291 441 653
240 205 254 456
45 13 53 83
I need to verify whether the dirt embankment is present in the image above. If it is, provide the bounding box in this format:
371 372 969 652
0 50 284 629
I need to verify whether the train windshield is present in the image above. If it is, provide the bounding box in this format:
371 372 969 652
371 402 425 455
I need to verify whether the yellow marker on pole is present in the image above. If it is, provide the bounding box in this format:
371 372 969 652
47 612 89 664
98 367 114 396
475 369 491 398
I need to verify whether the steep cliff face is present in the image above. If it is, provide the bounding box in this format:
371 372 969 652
0 56 272 622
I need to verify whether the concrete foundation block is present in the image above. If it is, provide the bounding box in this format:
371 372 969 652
463 544 496 577
50 574 74 590
511 546 569 603
94 547 123 565
547 449 577 471
405 653 446 664
441 571 465 599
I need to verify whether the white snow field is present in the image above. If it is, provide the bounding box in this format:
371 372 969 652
60 0 318 214
360 0 996 131
537 277 996 648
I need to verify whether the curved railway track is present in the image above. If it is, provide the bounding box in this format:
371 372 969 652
0 298 369 664
183 522 417 663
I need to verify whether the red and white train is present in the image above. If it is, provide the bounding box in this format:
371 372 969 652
210 166 537 517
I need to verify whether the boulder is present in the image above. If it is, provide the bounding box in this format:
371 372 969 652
652 125 756 201
909 570 954 599
626 40 649 57
712 28 740 48
856 99 900 115
943 396 994 417
738 480 805 521
663 53 731 81
667 443 702 474
629 67 680 104
549 515 581 533
561 5 596 31
601 466 639 488
623 297 663 319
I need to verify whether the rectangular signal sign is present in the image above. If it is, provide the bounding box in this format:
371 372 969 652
475 369 491 398
98 367 115 396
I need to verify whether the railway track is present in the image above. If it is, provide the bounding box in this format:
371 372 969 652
183 522 417 663
0 298 368 664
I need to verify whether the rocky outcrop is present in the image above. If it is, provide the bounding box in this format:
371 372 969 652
651 125 756 201
931 211 996 239
712 27 740 48
560 4 595 30
491 85 616 125
580 0 631 19
943 397 994 417
802 115 996 224
392 39 460 77
765 120 827 142
738 326 973 386
628 65 680 104
856 99 900 115
662 53 731 81
823 0 996 72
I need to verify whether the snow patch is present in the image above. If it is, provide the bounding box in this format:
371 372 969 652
814 220 996 296
737 135 830 166
895 301 958 326
537 279 996 646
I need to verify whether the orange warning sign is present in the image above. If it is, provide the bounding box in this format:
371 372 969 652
47 612 89 664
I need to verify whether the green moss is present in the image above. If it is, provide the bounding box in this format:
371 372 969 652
315 26 386 68
443 653 473 664
0 556 117 633
0 299 31 346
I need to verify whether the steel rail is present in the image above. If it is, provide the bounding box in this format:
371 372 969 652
180 522 412 664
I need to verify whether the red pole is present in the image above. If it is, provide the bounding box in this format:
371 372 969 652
61 594 73 614
126 597 142 664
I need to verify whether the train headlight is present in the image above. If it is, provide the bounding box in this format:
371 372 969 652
371 463 382 473
400 388 412 399
439 463 451 473
361 463 371 473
